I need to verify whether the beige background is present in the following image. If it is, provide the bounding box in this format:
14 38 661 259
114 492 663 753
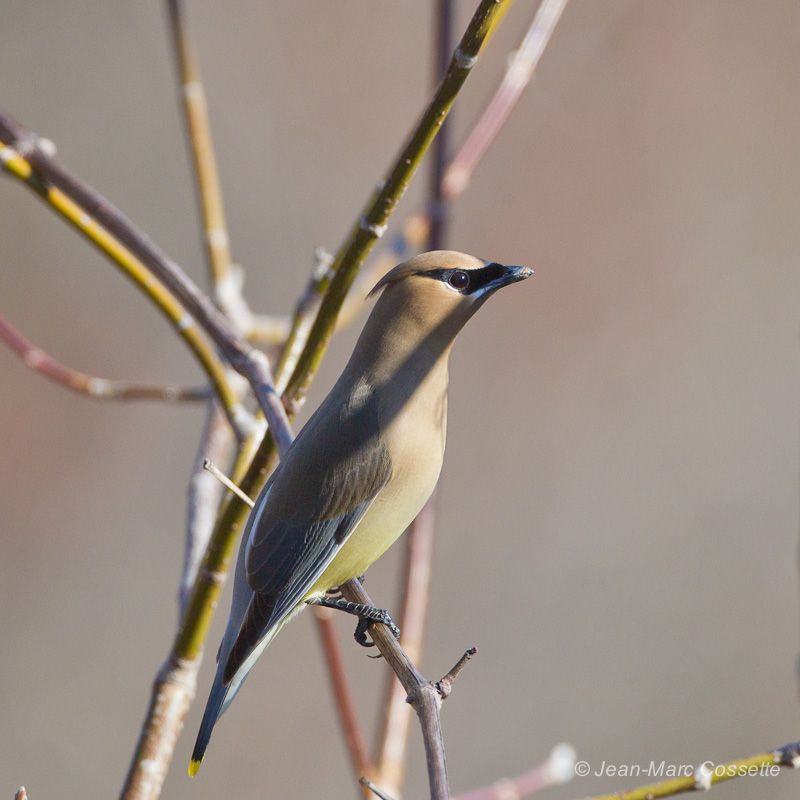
1 2 798 798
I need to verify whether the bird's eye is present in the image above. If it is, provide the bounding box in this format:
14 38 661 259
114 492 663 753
448 270 470 291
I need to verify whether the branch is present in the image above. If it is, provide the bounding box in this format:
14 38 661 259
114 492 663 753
0 137 249 437
179 402 233 614
0 111 292 453
587 741 800 800
342 579 476 800
443 0 569 200
0 312 207 404
313 606 373 780
453 743 576 800
166 0 253 333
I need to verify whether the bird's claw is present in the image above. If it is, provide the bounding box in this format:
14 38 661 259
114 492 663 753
353 607 400 648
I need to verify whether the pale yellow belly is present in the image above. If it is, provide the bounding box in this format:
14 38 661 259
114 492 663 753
307 465 439 595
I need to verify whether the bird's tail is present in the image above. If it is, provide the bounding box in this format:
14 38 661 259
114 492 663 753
188 616 290 777
188 676 228 777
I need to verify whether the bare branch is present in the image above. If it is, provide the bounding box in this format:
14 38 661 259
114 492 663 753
444 0 569 200
314 606 373 781
166 0 251 331
0 140 251 435
453 743 576 800
180 403 233 613
0 312 207 404
0 110 292 453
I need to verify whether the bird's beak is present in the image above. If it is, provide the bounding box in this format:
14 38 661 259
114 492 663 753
499 265 534 286
481 264 534 294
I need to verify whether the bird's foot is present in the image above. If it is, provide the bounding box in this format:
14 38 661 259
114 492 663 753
306 596 400 648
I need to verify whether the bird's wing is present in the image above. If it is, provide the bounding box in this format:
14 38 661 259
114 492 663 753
222 389 391 684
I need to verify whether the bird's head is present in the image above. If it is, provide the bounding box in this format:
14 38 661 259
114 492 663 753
368 250 533 330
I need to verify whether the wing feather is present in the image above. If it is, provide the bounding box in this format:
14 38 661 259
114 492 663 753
221 384 391 685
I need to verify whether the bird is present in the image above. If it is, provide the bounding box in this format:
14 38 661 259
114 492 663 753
189 250 533 775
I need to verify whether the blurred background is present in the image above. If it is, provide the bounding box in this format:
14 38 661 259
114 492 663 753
0 1 798 798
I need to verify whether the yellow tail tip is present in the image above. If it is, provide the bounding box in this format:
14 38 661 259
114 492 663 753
188 759 202 778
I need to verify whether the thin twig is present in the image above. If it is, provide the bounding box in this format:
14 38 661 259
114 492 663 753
0 312 207 404
202 458 254 508
359 777 397 800
0 111 292 453
587 741 800 800
443 0 569 200
180 403 233 613
453 743 576 800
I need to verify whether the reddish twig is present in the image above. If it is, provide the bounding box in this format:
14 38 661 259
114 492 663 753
375 495 437 794
0 313 207 403
313 607 373 780
443 0 569 200
453 743 576 800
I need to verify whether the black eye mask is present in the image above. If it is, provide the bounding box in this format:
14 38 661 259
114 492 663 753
421 262 507 295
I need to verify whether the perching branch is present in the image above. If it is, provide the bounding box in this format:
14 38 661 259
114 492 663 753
342 579 476 800
0 312 207 404
588 741 800 800
0 110 292 453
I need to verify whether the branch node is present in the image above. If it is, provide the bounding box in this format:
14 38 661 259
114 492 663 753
454 48 478 69
359 777 397 800
692 761 713 792
359 216 388 239
435 646 477 700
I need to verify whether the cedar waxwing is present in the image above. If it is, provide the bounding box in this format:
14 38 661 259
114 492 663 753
189 251 532 775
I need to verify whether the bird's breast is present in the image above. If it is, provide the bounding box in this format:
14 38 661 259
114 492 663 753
313 384 447 590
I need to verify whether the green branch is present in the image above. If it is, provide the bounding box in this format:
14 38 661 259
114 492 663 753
589 741 800 800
